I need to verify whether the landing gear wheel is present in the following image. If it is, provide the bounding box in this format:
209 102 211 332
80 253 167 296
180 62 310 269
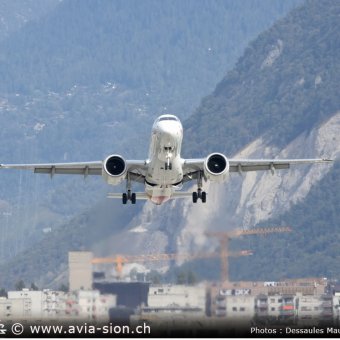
192 192 198 203
131 193 136 204
165 162 172 170
201 191 207 203
122 193 128 204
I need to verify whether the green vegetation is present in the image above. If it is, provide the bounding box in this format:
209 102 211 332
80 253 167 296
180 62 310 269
30 282 39 291
170 161 340 282
145 270 162 285
0 199 142 289
0 0 339 288
0 0 300 274
232 161 340 281
14 279 25 291
183 0 340 156
170 0 340 282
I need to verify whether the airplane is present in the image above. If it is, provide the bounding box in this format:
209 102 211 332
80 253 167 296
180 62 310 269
0 114 333 205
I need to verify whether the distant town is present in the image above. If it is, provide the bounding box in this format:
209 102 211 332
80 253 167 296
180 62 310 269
1 250 340 336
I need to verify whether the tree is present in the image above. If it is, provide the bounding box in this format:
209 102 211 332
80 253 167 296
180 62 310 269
187 270 197 285
176 271 187 285
30 282 39 291
146 270 162 284
0 288 7 297
58 283 69 292
15 280 25 291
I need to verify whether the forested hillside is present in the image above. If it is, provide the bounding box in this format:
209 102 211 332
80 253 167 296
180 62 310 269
0 0 299 267
170 0 340 282
1 0 339 289
231 160 340 281
0 0 59 41
0 0 299 100
171 160 339 282
1 1 340 285
184 0 339 157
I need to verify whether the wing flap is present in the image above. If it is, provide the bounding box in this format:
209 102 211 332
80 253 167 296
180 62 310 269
34 167 102 175
229 158 332 173
1 161 103 176
229 163 289 172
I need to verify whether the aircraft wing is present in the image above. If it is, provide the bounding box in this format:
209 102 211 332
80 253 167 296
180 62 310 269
228 158 333 173
0 160 148 181
0 161 103 176
183 157 332 179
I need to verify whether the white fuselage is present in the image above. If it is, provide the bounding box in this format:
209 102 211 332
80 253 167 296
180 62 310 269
145 115 184 204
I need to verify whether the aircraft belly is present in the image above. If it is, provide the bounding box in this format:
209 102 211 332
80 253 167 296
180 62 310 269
145 158 183 185
146 186 172 205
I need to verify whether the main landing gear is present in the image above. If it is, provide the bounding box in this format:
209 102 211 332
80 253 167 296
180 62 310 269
122 190 136 204
192 171 207 203
122 175 136 204
192 189 206 203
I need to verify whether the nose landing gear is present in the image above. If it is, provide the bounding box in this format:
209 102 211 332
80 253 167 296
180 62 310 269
164 149 173 170
165 158 172 170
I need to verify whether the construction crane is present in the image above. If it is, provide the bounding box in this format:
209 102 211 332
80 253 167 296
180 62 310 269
206 226 292 283
91 249 252 280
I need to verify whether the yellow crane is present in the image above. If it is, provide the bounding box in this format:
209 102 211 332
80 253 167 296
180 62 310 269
206 226 292 283
91 249 252 280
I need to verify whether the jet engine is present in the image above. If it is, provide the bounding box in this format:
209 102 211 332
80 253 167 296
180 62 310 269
204 153 229 182
102 155 127 185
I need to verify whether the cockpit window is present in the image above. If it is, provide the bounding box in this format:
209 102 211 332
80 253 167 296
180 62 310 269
158 116 178 122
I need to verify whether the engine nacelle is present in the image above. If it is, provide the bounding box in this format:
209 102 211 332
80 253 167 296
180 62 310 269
102 155 127 185
204 153 229 183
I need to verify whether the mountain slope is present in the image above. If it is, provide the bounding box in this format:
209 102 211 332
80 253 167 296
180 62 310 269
0 0 59 41
183 0 340 157
0 199 143 290
0 0 300 265
0 0 300 108
2 0 340 288
231 159 340 281
130 0 340 281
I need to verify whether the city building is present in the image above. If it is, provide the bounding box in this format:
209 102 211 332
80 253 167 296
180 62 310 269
0 296 26 321
224 295 255 324
296 293 333 326
69 251 93 291
65 290 116 322
0 289 115 322
147 284 206 314
8 289 66 320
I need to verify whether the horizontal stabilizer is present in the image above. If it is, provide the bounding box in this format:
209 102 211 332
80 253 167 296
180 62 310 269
171 192 194 198
107 191 194 200
107 192 149 200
